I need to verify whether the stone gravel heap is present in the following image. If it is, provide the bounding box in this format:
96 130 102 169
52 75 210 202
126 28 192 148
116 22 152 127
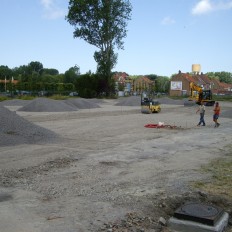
0 105 59 146
17 98 78 112
115 96 185 106
16 98 101 112
115 96 141 106
0 99 31 106
65 98 101 109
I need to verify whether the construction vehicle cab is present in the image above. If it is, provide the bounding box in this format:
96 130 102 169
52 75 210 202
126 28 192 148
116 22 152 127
141 97 161 114
189 82 215 106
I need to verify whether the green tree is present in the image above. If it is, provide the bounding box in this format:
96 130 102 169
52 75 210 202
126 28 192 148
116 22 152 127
215 72 232 84
42 68 59 76
28 61 43 75
0 65 12 79
66 0 132 95
146 74 158 81
155 76 170 93
206 72 219 80
64 67 79 83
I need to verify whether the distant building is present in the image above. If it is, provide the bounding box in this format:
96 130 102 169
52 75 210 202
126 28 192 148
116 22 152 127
169 70 232 96
132 76 154 94
113 72 155 95
113 72 131 93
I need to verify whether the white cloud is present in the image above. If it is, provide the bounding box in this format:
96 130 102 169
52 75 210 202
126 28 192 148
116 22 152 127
217 1 232 10
192 0 232 15
41 0 53 9
161 17 176 25
40 0 66 19
192 0 213 15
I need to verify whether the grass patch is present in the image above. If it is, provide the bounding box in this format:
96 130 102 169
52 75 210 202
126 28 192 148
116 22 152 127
17 96 35 100
0 96 10 102
213 95 232 102
192 151 232 198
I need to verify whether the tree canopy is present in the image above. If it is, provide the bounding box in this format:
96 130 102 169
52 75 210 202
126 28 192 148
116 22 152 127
66 0 132 94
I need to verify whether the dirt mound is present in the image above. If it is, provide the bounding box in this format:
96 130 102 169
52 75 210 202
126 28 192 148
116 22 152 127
0 106 59 146
17 98 78 112
65 98 101 109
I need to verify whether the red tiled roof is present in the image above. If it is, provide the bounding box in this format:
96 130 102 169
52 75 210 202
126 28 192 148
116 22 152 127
141 76 154 84
183 73 195 83
219 82 232 89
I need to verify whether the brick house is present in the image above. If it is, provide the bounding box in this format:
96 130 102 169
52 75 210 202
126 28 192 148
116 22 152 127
132 76 154 94
170 70 213 97
113 72 133 93
113 73 155 94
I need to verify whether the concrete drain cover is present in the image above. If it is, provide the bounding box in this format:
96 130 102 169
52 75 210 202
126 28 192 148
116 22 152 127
174 202 224 226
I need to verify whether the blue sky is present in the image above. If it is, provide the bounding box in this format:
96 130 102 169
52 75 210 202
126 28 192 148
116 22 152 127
0 0 231 77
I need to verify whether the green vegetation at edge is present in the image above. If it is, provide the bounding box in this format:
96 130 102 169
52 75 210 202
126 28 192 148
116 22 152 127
193 147 232 198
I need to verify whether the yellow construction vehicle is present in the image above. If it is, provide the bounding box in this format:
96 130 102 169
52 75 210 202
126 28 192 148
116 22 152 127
189 82 215 106
141 97 161 114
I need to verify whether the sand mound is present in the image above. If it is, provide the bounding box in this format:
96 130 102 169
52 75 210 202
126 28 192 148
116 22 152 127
17 98 78 112
65 98 101 109
0 106 59 146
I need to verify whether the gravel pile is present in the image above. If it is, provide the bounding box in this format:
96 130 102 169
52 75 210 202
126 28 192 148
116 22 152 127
0 105 59 146
115 96 140 106
86 98 106 104
65 98 101 109
17 98 78 112
115 96 185 106
0 99 31 106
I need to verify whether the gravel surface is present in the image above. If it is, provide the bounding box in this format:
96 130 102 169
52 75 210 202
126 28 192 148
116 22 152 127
0 97 232 232
115 96 187 106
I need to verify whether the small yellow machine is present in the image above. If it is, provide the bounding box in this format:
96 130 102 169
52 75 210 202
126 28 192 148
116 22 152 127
141 97 161 114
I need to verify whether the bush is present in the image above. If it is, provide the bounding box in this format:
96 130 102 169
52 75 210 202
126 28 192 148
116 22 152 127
0 96 9 102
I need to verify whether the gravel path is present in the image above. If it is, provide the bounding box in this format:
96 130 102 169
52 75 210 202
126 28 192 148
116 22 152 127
0 97 232 231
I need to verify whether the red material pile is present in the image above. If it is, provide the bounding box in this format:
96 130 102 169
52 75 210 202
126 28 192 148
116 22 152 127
144 124 177 129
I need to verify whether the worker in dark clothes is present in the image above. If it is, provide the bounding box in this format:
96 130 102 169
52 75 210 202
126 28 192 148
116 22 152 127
196 102 206 126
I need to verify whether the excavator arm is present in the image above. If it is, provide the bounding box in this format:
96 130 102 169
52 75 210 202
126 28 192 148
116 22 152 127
189 82 203 103
189 82 215 106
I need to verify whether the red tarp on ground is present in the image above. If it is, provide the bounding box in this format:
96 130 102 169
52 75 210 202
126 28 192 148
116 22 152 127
144 124 177 129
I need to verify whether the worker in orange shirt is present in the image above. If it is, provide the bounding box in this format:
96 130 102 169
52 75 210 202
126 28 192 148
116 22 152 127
213 102 221 128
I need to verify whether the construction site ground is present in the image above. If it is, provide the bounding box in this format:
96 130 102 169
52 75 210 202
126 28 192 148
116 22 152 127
0 97 232 232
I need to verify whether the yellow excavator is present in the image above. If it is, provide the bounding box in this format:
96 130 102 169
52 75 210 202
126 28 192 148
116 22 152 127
141 94 161 114
189 82 215 106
